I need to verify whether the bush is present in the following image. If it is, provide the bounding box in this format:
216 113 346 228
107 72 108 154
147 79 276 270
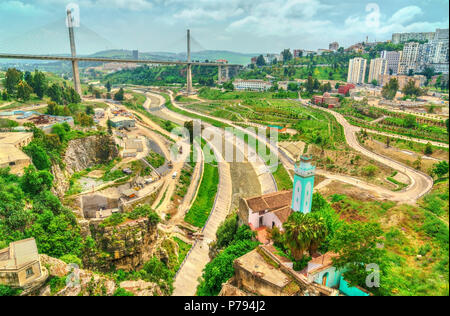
113 287 134 296
59 254 83 268
362 165 378 177
0 285 21 296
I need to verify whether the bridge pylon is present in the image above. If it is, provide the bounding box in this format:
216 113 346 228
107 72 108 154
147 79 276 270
67 9 82 97
186 29 193 95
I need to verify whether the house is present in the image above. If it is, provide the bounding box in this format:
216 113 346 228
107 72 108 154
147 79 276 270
302 252 371 296
110 116 136 129
238 190 292 232
94 108 105 118
313 92 340 108
122 189 137 199
0 132 34 175
338 83 356 95
220 245 339 296
238 156 316 235
0 238 47 288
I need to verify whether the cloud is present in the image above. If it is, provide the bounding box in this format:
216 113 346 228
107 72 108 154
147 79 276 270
388 6 422 25
0 0 42 14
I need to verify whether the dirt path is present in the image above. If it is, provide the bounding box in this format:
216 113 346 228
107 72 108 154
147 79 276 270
310 104 434 203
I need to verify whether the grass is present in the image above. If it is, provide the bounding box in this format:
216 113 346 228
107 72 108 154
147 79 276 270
173 237 192 271
145 151 165 169
184 142 219 228
326 187 449 296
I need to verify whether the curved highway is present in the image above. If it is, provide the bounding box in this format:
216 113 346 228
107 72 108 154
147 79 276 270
158 92 434 204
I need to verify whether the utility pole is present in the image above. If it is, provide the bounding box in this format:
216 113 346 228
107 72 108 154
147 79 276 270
67 9 82 96
186 29 193 95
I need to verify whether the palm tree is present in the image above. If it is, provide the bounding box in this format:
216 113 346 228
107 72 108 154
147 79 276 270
307 215 329 256
283 213 312 261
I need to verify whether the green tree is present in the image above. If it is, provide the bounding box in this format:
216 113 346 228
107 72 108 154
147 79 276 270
20 166 54 196
114 88 125 101
256 55 266 67
197 239 259 296
47 84 63 104
330 222 386 291
307 215 328 256
17 81 33 101
404 114 417 128
402 80 422 98
105 81 112 92
85 105 94 115
381 78 399 100
23 143 51 170
32 70 47 99
432 161 449 179
283 212 312 261
4 68 22 96
223 81 234 91
424 143 433 156
281 49 293 63
184 121 194 144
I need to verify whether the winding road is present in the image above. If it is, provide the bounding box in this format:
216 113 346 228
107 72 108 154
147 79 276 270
156 92 434 204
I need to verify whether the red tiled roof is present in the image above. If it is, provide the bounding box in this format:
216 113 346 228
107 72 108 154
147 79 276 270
246 191 292 213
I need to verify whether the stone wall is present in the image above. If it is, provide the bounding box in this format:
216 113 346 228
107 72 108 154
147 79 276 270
84 217 159 271
52 135 119 197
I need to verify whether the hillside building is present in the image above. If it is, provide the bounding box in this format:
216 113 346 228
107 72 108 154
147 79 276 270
368 58 388 84
0 132 33 175
234 79 272 92
347 58 367 84
0 238 46 288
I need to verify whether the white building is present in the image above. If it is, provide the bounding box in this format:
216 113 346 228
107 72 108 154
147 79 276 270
392 31 436 44
347 58 367 84
234 79 273 91
368 58 388 84
399 42 420 74
380 50 402 75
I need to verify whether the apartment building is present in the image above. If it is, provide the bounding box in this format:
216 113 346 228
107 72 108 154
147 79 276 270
234 79 273 91
380 50 402 75
399 42 420 74
368 58 388 83
347 58 367 84
392 31 435 44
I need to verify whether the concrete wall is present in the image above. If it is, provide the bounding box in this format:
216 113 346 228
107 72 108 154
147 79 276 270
234 263 286 296
0 261 42 287
311 266 341 288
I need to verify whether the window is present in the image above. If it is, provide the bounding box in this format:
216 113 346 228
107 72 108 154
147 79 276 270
26 267 34 278
9 162 16 166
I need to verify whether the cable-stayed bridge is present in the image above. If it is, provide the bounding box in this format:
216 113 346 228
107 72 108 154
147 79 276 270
0 10 240 95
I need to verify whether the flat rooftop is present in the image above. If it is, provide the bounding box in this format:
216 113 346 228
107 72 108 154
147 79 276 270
0 132 33 145
0 144 30 164
235 249 291 289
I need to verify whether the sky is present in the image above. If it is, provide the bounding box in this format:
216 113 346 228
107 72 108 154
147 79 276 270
0 0 448 55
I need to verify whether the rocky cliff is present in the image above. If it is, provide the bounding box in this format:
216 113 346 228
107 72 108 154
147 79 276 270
52 135 119 197
84 217 159 272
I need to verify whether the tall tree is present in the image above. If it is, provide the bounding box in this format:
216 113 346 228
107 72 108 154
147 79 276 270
114 88 125 101
283 213 312 261
4 68 22 96
256 55 266 67
17 80 33 101
32 70 47 99
330 222 386 291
